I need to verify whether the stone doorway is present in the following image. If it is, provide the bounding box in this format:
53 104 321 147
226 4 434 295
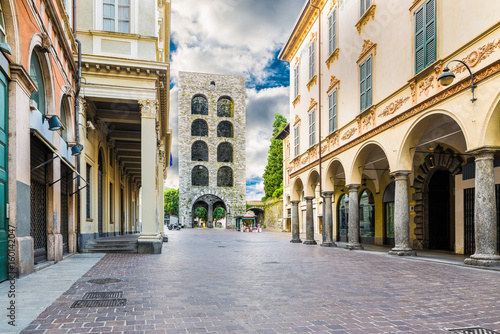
192 194 227 228
428 169 453 250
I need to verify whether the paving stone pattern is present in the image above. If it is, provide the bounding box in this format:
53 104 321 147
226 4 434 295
22 230 500 333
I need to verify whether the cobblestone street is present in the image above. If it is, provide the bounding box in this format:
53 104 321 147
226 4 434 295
22 230 500 333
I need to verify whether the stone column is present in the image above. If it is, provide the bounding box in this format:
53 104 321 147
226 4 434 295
346 184 363 250
303 196 317 245
138 100 162 254
389 172 416 256
465 150 500 267
290 200 302 243
321 191 336 247
207 202 214 228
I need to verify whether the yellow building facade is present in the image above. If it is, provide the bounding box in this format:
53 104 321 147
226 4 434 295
77 0 172 253
279 0 500 266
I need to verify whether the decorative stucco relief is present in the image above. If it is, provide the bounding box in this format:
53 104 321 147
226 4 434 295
341 128 357 141
453 38 500 73
418 75 434 97
379 96 410 118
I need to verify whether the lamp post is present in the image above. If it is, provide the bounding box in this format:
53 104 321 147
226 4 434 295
437 60 477 102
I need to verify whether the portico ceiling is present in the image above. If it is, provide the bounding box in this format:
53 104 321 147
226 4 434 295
90 98 143 186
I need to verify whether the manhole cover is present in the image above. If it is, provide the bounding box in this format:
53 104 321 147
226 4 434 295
87 278 123 284
83 291 123 299
447 327 499 334
71 299 127 308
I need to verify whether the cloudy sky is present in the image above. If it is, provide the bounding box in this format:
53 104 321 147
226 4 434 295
165 0 305 200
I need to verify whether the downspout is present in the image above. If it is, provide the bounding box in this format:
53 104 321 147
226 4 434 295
309 1 325 232
73 0 83 252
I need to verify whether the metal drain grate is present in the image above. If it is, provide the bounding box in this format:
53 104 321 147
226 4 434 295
83 291 123 299
263 261 280 264
71 299 127 308
87 278 123 284
447 327 499 334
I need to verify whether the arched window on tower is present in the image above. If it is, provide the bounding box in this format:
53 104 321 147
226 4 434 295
217 166 233 187
217 142 233 163
192 166 209 186
29 51 46 115
191 95 208 115
191 119 208 137
217 121 233 138
191 141 208 161
217 97 233 117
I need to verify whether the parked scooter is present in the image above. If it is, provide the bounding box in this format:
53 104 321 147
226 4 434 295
168 222 181 230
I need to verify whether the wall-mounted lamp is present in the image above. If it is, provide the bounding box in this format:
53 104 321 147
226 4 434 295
70 143 84 156
438 60 477 102
43 115 62 131
209 81 216 91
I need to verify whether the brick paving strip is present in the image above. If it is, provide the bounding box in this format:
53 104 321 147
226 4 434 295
17 230 500 333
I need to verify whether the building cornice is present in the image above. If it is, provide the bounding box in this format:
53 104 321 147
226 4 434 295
290 58 500 178
278 0 328 62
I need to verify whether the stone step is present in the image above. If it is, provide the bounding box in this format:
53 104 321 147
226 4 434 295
83 247 138 253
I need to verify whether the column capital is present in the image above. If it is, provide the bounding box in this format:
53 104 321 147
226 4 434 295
322 191 334 197
346 184 361 191
390 170 412 180
138 99 159 119
304 196 314 201
467 146 500 157
290 200 300 205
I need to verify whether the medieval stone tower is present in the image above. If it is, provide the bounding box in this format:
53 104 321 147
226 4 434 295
178 72 246 228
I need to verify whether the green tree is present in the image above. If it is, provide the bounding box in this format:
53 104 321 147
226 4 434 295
164 188 179 217
194 207 207 223
263 113 287 199
213 207 226 221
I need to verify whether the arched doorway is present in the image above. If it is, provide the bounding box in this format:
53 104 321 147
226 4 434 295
192 194 227 228
359 189 375 244
383 182 395 246
246 208 264 227
337 193 349 242
98 150 104 237
428 169 453 250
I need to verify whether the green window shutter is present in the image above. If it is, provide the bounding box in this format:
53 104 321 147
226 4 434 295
360 0 365 16
415 0 436 74
425 0 436 67
360 61 366 111
328 10 337 54
366 57 372 108
329 90 337 133
415 6 425 73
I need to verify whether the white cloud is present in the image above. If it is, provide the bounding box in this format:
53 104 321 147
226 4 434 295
170 0 304 85
167 0 302 197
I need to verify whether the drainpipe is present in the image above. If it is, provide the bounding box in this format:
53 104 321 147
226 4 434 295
309 1 325 231
73 0 83 252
